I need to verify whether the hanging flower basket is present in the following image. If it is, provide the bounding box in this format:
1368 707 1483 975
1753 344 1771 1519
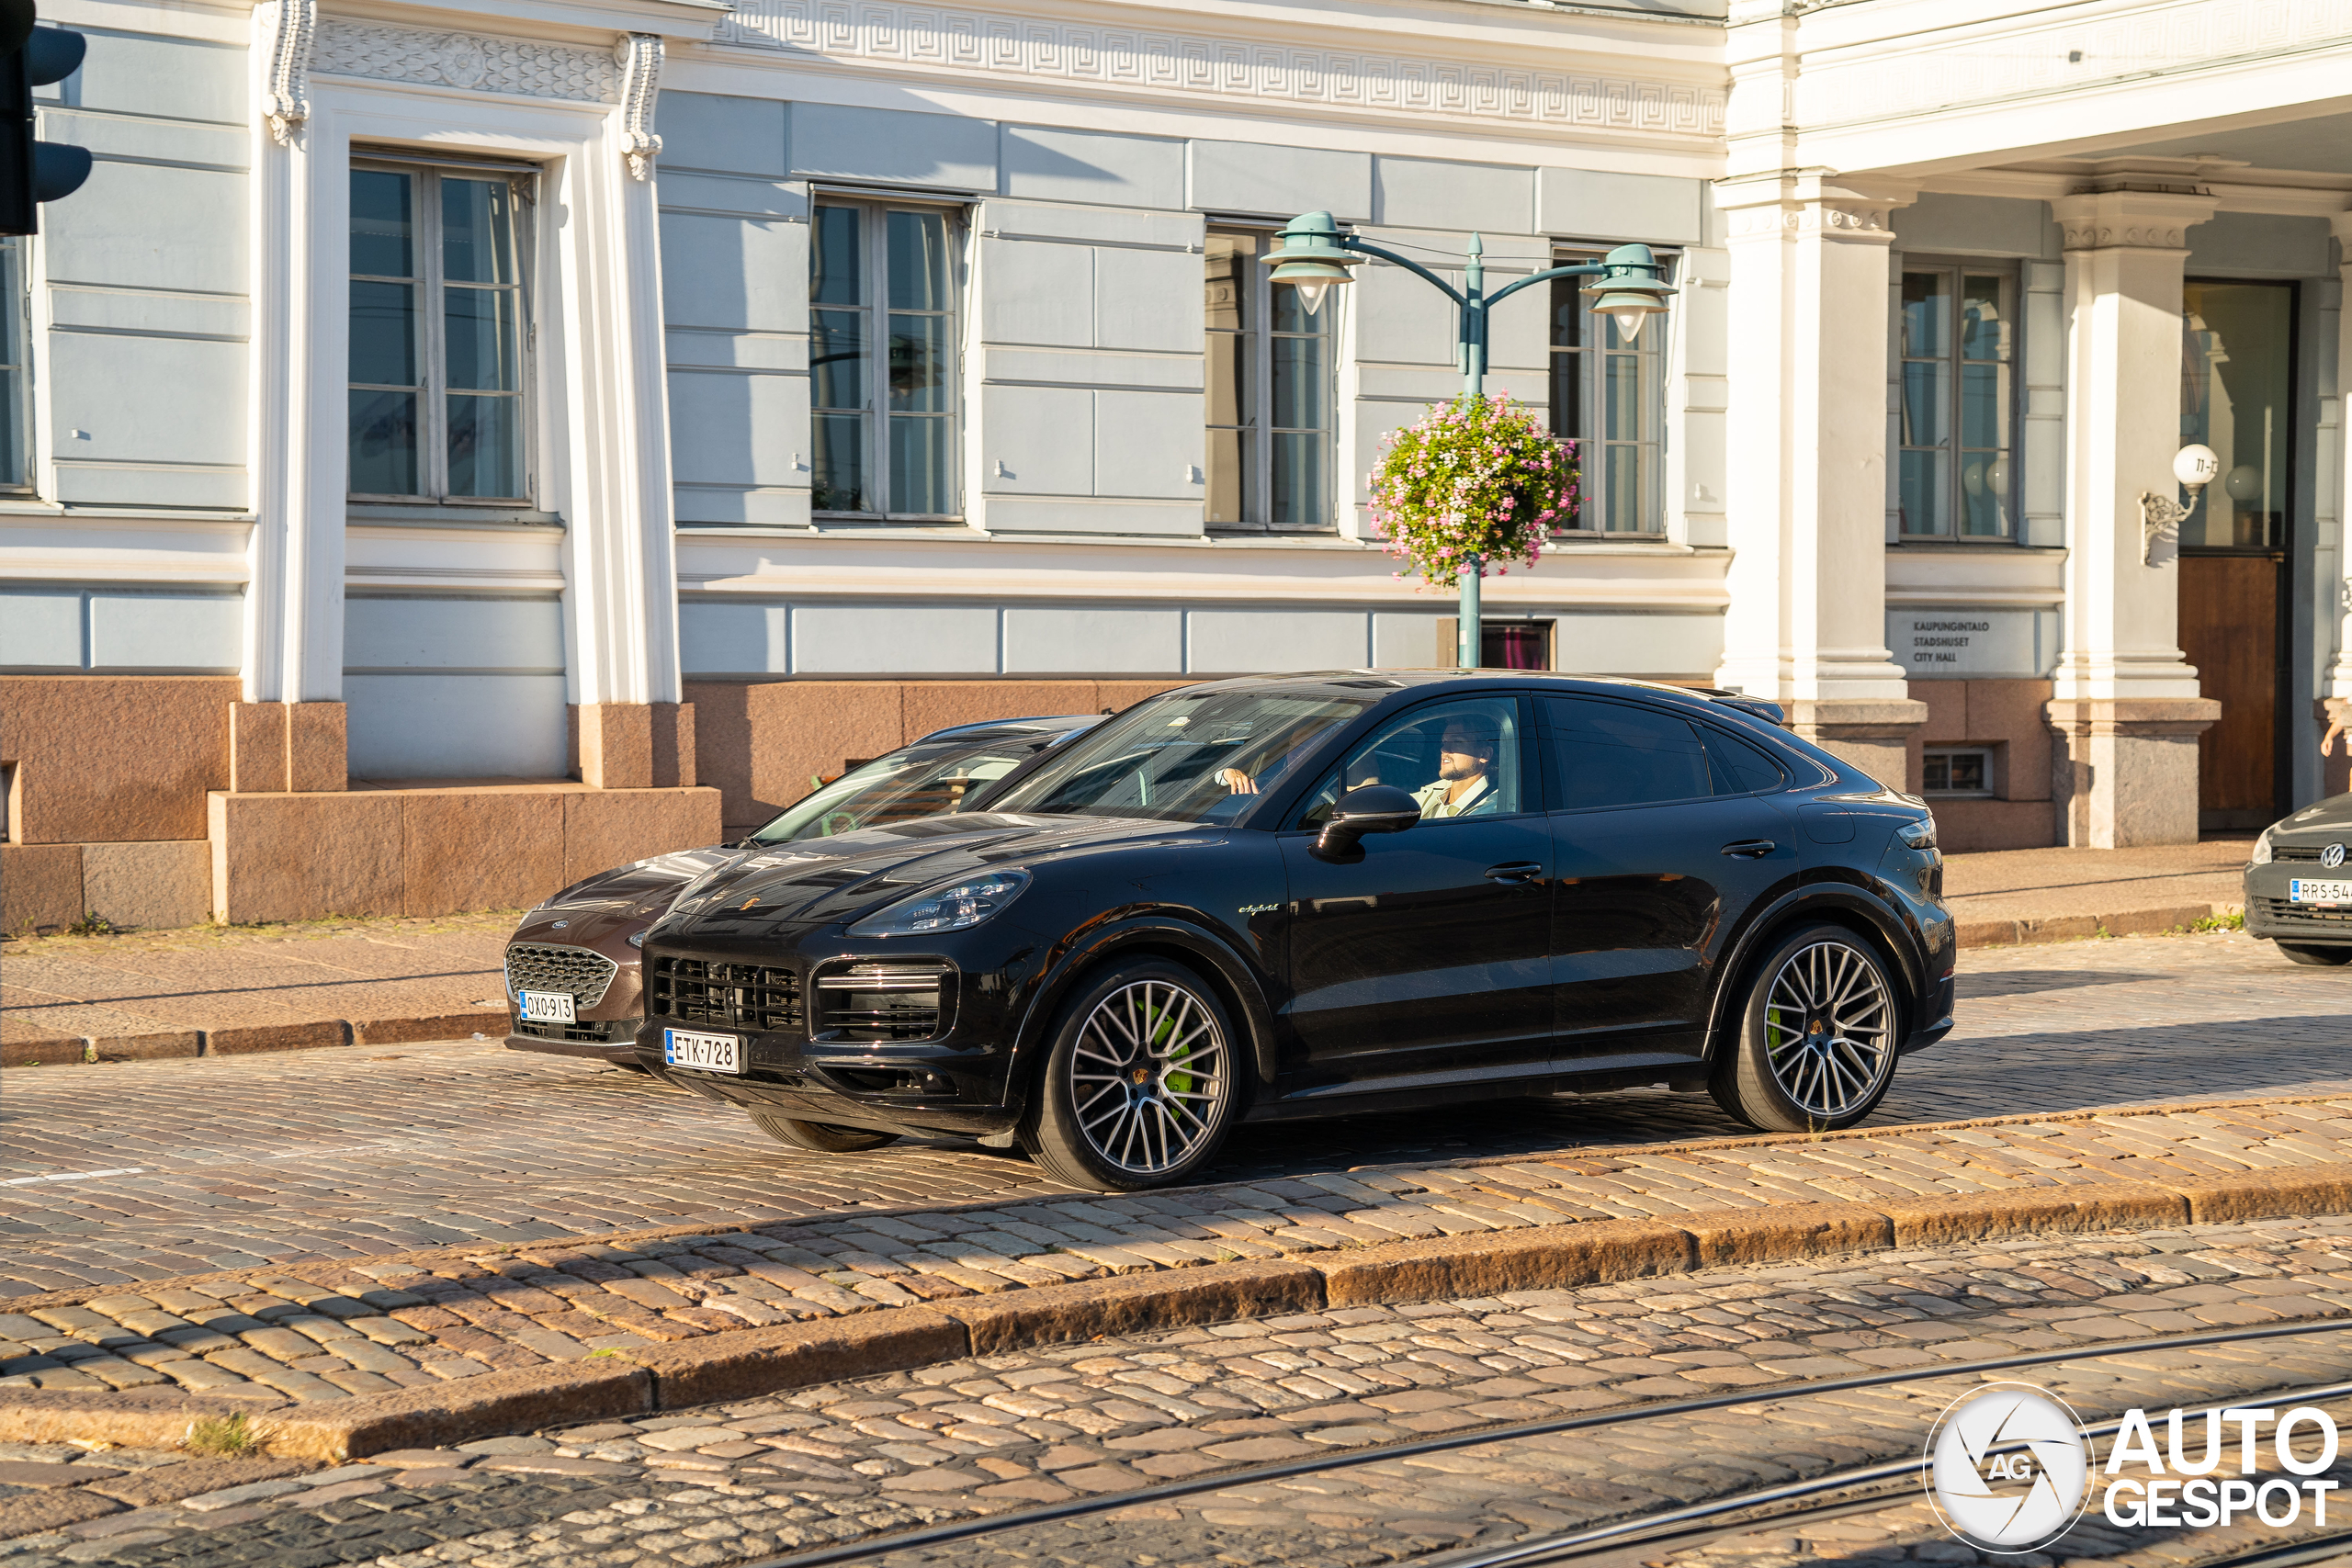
1367 393 1577 590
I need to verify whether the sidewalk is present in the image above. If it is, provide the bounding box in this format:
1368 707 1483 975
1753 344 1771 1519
1945 836 2252 946
0 913 514 1064
0 840 2256 1066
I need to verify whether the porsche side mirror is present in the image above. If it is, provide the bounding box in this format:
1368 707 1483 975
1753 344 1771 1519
1315 784 1421 859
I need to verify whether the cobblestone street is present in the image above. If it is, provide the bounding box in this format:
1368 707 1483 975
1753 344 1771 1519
16 1208 2352 1568
4 931 2349 1295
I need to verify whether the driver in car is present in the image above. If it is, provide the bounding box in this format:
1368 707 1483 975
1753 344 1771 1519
1413 724 1498 818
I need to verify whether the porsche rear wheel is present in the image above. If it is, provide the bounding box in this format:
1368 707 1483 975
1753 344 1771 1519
1710 924 1901 1134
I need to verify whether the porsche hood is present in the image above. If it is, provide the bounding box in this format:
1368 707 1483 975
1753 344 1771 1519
645 813 1185 942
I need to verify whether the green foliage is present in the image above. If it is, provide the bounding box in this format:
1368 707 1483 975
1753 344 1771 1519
1368 393 1576 589
66 911 116 937
187 1413 257 1457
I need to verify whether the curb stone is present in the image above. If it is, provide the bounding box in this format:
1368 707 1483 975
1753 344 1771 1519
17 1159 2352 1461
1954 899 2238 948
0 1009 512 1067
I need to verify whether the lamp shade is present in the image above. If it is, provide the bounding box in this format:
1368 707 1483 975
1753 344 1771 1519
1264 209 1361 298
1578 243 1676 343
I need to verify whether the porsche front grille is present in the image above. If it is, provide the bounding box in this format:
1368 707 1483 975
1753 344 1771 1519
651 956 803 1032
813 963 950 1043
504 943 619 1009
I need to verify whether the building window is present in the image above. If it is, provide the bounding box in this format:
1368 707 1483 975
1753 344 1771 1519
0 237 28 491
1898 264 2014 539
1204 228 1334 532
349 159 533 502
1922 745 1995 797
809 199 960 519
2180 280 2293 549
1550 249 1668 535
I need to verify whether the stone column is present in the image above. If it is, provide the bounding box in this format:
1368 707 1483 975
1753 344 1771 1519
1714 173 1927 785
2045 189 2222 846
240 0 346 792
562 51 691 789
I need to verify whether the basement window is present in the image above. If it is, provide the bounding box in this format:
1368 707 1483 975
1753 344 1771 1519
1921 746 1994 798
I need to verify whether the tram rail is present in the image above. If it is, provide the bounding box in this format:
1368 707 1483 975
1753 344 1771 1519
748 1313 2352 1568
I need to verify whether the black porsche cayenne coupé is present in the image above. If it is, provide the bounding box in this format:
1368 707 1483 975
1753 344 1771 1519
636 672 1956 1191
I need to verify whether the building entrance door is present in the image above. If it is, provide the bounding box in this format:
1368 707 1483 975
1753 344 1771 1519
2178 279 2295 832
2179 555 2281 829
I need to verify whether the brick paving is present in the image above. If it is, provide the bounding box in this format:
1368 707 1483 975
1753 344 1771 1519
6 931 2352 1299
15 1213 2352 1566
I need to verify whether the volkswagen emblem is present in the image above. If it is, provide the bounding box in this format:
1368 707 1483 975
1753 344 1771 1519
2324 844 2346 870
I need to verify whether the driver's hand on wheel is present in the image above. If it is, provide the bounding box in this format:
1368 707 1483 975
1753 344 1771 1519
1216 768 1258 795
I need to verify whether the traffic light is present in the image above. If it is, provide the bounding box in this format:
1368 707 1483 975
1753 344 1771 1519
0 0 87 235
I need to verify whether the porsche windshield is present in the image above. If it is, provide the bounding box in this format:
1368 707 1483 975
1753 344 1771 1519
989 689 1372 824
749 739 1046 843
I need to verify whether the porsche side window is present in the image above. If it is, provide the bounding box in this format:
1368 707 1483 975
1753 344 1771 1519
1296 698 1523 828
1544 696 1711 810
1701 726 1788 795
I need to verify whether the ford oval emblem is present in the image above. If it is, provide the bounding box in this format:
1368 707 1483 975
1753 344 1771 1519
2324 844 2346 870
551 919 569 929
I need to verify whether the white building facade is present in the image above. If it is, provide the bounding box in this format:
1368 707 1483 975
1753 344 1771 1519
0 0 2342 927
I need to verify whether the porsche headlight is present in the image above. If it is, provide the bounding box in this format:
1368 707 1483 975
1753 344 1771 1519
850 871 1031 937
2252 826 2276 865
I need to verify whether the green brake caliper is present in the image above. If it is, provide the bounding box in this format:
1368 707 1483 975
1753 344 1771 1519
1149 1005 1193 1097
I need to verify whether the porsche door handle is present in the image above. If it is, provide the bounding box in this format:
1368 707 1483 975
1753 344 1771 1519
1721 840 1778 859
1484 862 1544 884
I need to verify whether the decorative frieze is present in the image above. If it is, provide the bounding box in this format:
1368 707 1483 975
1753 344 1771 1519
313 17 621 102
2051 189 2220 251
1719 175 1916 241
718 0 1724 138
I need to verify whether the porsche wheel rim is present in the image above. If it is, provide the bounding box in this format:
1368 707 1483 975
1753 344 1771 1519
1069 979 1230 1175
1761 940 1894 1120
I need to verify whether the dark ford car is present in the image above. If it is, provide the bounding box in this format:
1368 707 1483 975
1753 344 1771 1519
503 715 1097 1064
2244 799 2352 963
636 672 1956 1191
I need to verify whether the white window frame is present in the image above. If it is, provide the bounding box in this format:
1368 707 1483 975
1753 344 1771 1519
1549 243 1672 537
1205 222 1337 535
0 235 32 494
808 193 966 523
347 152 537 506
1895 256 2019 543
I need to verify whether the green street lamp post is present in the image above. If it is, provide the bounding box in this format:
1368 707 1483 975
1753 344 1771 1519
1261 210 1675 670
